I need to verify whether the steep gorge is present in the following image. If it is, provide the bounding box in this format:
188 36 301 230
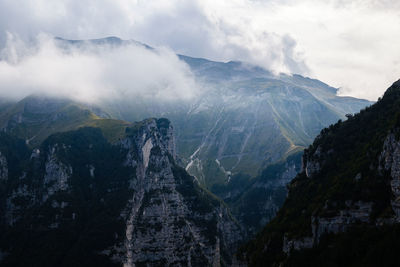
0 118 241 266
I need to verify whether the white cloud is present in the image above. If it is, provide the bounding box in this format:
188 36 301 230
186 0 400 99
0 0 399 100
0 34 198 103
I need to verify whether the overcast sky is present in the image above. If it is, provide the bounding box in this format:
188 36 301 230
0 0 399 100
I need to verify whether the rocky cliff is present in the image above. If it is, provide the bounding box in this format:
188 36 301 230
241 80 400 266
0 118 242 267
118 118 241 266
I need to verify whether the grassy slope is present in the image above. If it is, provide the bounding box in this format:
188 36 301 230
0 97 133 146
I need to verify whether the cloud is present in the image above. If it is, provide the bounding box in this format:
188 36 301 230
192 0 400 100
0 0 399 100
0 0 309 76
0 33 198 103
127 0 309 75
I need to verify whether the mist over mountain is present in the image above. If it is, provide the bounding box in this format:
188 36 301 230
0 33 384 266
0 34 198 102
0 0 399 266
0 36 373 241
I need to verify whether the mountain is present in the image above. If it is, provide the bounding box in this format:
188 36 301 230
54 37 373 195
0 95 125 147
240 80 400 266
0 36 386 266
113 55 372 190
0 37 373 243
0 93 295 239
0 118 242 266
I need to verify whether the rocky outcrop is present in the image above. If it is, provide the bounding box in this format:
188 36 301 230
283 236 313 254
242 81 400 266
0 151 8 181
5 184 33 226
282 130 400 254
311 201 372 242
282 200 373 254
43 144 72 199
119 118 241 266
380 131 400 220
302 146 323 178
0 119 242 266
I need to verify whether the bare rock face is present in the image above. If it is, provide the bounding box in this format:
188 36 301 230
311 201 373 242
0 119 242 266
302 146 322 178
282 200 373 254
380 132 400 220
0 152 8 181
43 144 72 200
283 236 313 255
119 118 242 266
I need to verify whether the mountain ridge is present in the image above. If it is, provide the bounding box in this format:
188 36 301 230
0 37 374 241
240 79 400 266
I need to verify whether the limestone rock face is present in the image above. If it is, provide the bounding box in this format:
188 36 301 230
43 144 72 200
120 118 241 266
311 201 373 242
302 145 322 178
380 132 400 220
0 119 242 266
0 152 8 181
281 200 373 254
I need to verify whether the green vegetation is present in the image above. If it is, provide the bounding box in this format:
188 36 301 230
0 127 134 267
240 80 400 266
0 96 133 147
0 115 241 266
84 118 131 143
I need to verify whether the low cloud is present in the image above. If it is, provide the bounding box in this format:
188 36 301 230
0 34 198 103
0 0 399 100
0 0 309 77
